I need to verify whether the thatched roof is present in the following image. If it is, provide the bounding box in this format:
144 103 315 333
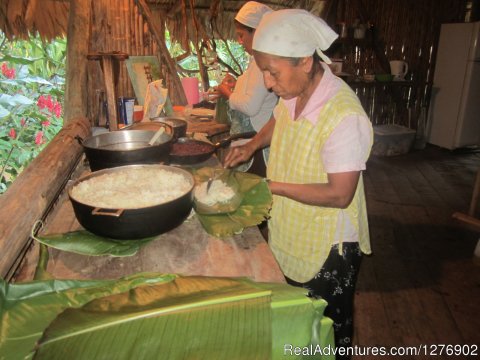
0 0 326 41
0 0 70 40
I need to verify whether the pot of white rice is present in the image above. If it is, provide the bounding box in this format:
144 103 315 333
68 164 194 239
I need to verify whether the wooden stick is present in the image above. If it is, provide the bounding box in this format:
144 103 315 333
452 212 480 232
469 169 480 217
188 0 209 91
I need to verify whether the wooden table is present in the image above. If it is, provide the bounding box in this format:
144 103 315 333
16 160 284 284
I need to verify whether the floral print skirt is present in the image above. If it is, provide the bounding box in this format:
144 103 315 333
286 242 363 360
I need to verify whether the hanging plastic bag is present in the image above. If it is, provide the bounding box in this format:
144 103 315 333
142 80 169 121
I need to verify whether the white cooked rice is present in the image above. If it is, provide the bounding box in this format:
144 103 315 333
71 167 192 209
195 179 235 206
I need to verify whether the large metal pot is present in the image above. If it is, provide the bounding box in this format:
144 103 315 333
68 164 194 239
78 128 173 171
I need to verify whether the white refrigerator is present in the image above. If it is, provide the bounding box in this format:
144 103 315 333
428 21 480 150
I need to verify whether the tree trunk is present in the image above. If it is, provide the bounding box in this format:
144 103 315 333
0 117 91 279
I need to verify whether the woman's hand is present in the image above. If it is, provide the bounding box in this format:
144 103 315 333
216 82 234 99
215 74 237 99
223 142 256 168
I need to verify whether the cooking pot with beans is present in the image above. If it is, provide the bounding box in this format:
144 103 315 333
170 131 257 165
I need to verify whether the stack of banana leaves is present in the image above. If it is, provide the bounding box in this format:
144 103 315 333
0 273 335 359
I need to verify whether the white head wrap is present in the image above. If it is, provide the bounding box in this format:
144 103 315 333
252 9 338 64
235 1 273 29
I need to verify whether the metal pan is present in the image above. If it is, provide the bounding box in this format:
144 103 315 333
169 131 256 165
77 126 173 171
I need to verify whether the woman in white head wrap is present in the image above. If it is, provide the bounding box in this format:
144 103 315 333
215 1 278 177
224 9 373 358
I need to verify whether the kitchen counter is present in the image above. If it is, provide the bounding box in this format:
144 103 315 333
15 159 284 284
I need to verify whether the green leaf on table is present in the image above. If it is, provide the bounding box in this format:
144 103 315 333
0 273 176 360
33 230 156 257
0 275 335 360
192 168 272 237
33 276 272 360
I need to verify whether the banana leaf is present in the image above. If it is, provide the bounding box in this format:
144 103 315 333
0 275 335 360
0 273 176 360
191 168 272 237
32 230 156 257
34 276 272 360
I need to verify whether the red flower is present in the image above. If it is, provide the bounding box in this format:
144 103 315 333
42 120 51 127
37 95 62 118
8 128 16 139
20 118 26 127
52 102 62 118
35 131 44 145
46 95 54 112
1 63 15 79
37 95 46 109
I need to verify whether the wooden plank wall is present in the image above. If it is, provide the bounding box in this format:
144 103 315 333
83 0 468 130
337 0 467 129
86 0 160 124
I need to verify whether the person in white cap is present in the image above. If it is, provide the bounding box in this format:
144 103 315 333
224 9 373 358
216 1 278 177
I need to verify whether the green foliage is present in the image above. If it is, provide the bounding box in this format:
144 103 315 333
165 30 249 86
0 32 66 194
0 31 246 194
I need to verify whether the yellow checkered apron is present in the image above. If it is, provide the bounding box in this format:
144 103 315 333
267 83 372 282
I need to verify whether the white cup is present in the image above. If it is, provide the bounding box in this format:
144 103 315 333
389 60 408 80
329 59 343 74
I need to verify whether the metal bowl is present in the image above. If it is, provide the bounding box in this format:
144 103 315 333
80 129 173 171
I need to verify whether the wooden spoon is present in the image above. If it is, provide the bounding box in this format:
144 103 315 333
148 126 165 146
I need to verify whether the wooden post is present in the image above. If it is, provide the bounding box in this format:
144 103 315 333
63 0 92 123
87 52 129 131
0 117 91 279
136 0 188 105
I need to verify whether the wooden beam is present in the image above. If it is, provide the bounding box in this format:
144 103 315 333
0 117 91 279
136 0 188 105
189 0 210 91
63 0 92 123
87 52 129 131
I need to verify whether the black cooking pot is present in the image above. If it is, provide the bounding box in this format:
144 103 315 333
150 116 188 140
77 127 173 171
170 131 257 165
68 164 194 239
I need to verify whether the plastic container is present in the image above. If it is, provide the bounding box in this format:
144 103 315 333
372 124 416 156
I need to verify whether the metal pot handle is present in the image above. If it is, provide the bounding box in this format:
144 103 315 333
92 208 124 217
75 135 84 145
214 131 257 148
